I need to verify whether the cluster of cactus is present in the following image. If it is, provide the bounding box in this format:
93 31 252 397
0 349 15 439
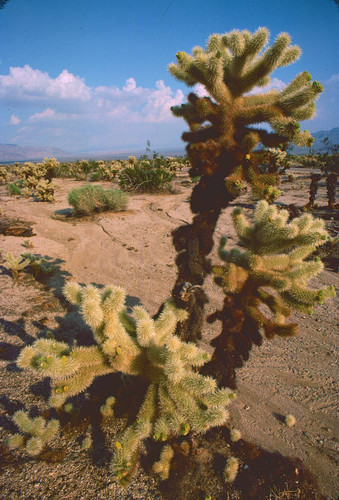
305 172 337 209
22 253 56 279
0 165 12 184
34 178 55 202
13 158 58 202
3 251 55 281
90 161 123 182
212 201 335 338
6 411 60 456
169 27 323 213
17 282 235 483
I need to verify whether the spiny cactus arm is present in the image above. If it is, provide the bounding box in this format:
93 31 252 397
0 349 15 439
236 32 301 96
101 285 126 315
155 300 188 344
233 202 328 254
102 315 140 372
242 91 280 108
49 364 113 408
17 340 108 381
280 284 336 312
223 28 268 77
178 341 211 367
4 252 30 272
170 102 204 127
112 385 157 482
133 306 157 347
153 444 174 480
278 81 323 114
41 419 60 442
13 411 45 436
63 281 83 304
8 411 60 456
231 207 254 244
6 433 25 450
257 289 291 318
112 426 146 483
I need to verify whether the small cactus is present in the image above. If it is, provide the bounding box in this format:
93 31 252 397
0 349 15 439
6 411 60 456
4 252 30 281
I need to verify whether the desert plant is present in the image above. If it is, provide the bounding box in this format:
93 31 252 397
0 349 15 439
3 252 30 281
167 27 323 345
224 456 239 482
68 184 128 216
17 282 235 483
203 201 335 387
22 253 56 279
0 165 12 184
22 239 34 249
6 180 22 196
169 27 322 214
6 411 60 456
305 173 322 209
118 155 175 192
326 172 337 209
34 179 55 202
90 161 123 182
13 158 57 201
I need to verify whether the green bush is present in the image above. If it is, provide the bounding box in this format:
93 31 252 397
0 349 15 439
6 180 23 196
118 155 175 192
67 184 128 216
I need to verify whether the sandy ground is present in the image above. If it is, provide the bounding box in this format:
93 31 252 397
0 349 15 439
0 169 338 499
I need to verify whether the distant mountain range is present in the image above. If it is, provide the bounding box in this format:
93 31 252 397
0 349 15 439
1 127 338 162
0 144 71 162
291 127 339 154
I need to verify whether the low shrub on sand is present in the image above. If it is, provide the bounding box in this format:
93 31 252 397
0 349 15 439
67 184 128 216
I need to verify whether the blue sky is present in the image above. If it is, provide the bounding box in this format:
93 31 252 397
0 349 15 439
0 0 338 153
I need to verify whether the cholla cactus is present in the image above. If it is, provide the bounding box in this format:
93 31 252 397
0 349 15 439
15 158 56 201
0 165 11 184
6 411 60 456
306 173 322 209
326 172 337 209
169 28 322 212
17 283 235 483
224 456 239 482
4 252 30 281
213 201 336 338
153 444 174 480
34 179 55 202
22 253 55 279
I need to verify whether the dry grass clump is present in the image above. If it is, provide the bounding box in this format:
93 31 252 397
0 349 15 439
67 184 128 216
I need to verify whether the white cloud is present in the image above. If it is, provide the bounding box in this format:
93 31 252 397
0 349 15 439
9 114 20 125
29 108 56 122
123 77 137 92
0 65 91 105
0 65 186 150
0 65 184 124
